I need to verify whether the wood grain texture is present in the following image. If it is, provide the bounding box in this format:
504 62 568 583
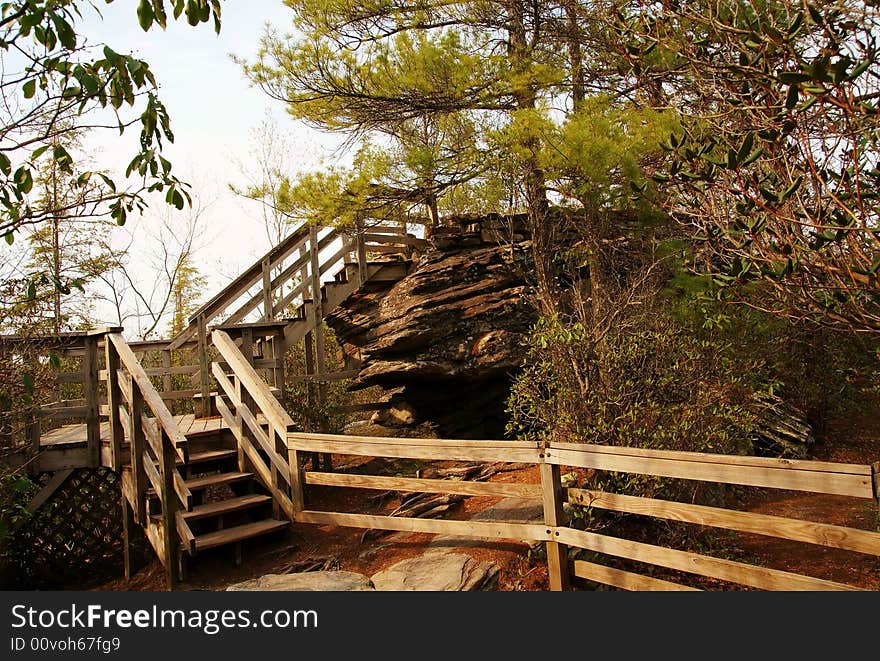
573 560 702 591
303 471 542 499
296 510 550 541
555 527 863 591
545 447 873 499
567 488 880 556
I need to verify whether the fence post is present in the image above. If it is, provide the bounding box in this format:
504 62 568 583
83 333 100 468
161 349 172 410
262 256 273 322
196 314 212 417
128 377 147 525
355 214 367 285
26 409 40 474
158 428 180 590
540 450 571 591
287 439 305 516
308 224 329 447
105 336 124 472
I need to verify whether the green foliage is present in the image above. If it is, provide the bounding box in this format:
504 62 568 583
616 0 880 334
0 470 34 544
0 0 221 241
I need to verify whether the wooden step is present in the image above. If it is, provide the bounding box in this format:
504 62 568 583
182 449 237 466
185 471 252 491
193 519 289 552
182 494 272 521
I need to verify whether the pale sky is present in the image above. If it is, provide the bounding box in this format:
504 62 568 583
77 1 345 332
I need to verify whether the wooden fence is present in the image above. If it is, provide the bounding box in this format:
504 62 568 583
282 432 880 591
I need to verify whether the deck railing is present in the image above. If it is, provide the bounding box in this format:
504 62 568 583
210 329 301 521
105 332 194 590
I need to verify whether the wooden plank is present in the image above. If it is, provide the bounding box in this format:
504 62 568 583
211 330 294 434
34 447 89 472
262 256 273 321
549 441 872 476
544 447 874 499
289 431 541 451
296 510 551 541
289 370 360 383
573 560 702 591
175 511 196 555
158 426 180 589
54 371 84 384
287 436 543 464
554 527 863 591
363 233 428 249
39 406 88 419
567 488 880 556
128 380 147 524
161 350 173 402
303 471 543 499
142 451 164 503
25 469 74 513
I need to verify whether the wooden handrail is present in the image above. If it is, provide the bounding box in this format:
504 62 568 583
107 333 188 460
106 332 193 590
211 330 294 432
211 328 301 520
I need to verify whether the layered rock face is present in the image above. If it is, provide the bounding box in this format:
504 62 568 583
327 217 537 438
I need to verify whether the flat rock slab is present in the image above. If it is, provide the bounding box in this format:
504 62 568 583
370 550 498 591
226 571 375 592
430 497 544 549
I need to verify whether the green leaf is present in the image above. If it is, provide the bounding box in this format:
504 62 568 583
0 152 10 175
49 352 61 369
23 79 36 99
26 281 36 301
3 232 13 246
785 84 799 110
137 0 155 31
737 133 754 164
740 147 764 166
778 71 811 84
780 175 803 201
22 373 33 392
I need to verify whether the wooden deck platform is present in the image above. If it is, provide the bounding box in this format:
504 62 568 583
15 414 245 473
40 414 232 449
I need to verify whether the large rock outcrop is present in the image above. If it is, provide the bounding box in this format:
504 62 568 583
327 218 537 437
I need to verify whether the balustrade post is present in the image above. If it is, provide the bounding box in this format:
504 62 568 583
158 428 180 590
105 337 124 472
83 333 101 467
128 378 147 524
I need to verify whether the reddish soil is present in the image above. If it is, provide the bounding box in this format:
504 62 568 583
96 403 880 592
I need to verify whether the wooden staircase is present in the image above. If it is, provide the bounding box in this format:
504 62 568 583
170 444 288 561
108 221 426 588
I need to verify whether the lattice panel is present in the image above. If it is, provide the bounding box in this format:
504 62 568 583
1 468 152 589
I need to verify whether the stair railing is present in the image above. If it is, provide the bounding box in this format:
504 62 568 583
105 332 194 590
210 329 304 521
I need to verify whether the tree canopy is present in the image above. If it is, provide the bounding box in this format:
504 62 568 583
0 0 221 243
